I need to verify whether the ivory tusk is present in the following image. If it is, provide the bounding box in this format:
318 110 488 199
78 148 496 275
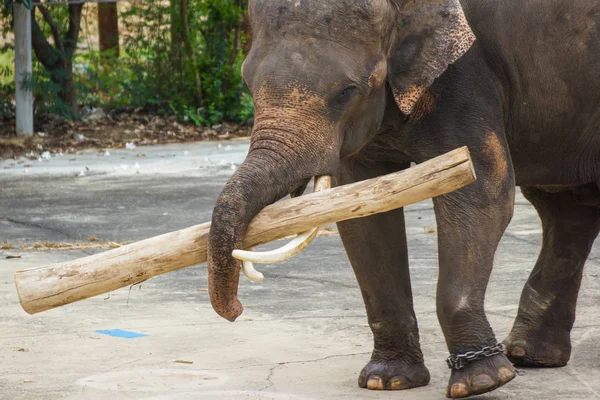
240 256 264 282
235 226 320 265
236 176 331 279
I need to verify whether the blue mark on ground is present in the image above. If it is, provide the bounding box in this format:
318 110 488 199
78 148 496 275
95 329 149 339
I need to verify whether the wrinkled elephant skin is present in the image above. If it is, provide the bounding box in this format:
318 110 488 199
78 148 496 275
207 0 600 398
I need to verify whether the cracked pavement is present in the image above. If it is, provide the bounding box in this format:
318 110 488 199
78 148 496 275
1 140 600 399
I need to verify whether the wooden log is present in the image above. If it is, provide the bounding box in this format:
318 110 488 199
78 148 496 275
14 147 476 315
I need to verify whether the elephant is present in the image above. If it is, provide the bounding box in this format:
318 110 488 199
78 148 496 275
206 0 600 398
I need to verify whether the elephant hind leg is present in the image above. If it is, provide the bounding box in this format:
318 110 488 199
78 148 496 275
505 186 600 367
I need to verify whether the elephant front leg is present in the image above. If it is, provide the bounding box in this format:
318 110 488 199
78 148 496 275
337 161 430 391
433 155 517 398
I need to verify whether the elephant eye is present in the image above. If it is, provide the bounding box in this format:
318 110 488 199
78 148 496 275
338 85 358 98
335 85 358 103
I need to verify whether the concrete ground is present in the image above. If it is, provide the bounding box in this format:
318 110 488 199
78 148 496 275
1 140 599 400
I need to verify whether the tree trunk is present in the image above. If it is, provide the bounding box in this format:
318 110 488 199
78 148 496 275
170 0 184 56
170 0 202 102
180 0 202 102
221 0 244 96
61 63 77 114
98 2 120 60
30 4 83 116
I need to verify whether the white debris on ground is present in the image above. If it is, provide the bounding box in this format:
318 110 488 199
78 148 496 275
85 108 107 121
126 143 137 150
1 141 250 178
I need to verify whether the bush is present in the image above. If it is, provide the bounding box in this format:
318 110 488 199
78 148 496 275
0 0 253 126
115 0 252 125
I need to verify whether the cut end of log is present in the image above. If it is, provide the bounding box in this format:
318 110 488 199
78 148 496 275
14 270 73 315
13 274 34 315
462 146 477 182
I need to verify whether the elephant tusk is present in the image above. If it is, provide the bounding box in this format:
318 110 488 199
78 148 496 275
235 176 331 280
236 227 321 265
240 256 264 282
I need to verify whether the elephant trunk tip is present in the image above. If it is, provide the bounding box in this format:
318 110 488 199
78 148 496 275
213 298 243 322
222 305 243 322
209 283 244 322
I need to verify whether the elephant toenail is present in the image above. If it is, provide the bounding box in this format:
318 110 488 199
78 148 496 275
367 376 384 390
511 346 526 357
498 367 516 383
450 382 469 398
388 377 409 390
358 373 368 388
472 374 495 391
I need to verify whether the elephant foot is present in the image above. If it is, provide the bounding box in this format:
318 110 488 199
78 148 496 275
358 353 430 391
446 353 516 398
505 326 571 367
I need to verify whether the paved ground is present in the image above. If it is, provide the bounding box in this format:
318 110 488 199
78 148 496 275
1 141 599 400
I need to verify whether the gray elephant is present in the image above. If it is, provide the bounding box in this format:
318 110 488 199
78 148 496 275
206 0 600 398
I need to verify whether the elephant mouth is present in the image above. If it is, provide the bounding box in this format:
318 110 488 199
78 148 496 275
232 175 332 280
291 178 311 198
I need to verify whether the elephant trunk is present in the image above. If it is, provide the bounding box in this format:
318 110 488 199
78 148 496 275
207 134 330 321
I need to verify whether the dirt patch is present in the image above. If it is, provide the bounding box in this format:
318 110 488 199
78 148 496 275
0 111 251 159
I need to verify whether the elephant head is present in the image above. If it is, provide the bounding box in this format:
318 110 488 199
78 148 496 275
207 0 475 321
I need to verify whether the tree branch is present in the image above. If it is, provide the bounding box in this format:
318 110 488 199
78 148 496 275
64 4 83 59
37 4 65 55
30 8 61 71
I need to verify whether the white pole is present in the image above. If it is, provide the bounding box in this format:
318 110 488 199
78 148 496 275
14 3 34 137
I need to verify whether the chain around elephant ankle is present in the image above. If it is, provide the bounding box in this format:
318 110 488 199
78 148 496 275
446 343 506 370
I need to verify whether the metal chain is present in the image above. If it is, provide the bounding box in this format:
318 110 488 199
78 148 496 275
446 343 506 370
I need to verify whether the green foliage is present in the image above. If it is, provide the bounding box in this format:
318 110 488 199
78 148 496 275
0 0 253 126
31 60 75 117
1 2 82 119
0 6 14 118
115 0 252 125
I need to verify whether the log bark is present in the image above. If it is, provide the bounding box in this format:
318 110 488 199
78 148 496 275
15 147 476 315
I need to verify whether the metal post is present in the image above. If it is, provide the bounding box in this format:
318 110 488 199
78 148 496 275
14 3 34 137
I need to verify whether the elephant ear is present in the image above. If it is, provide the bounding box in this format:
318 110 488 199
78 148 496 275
388 0 475 114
